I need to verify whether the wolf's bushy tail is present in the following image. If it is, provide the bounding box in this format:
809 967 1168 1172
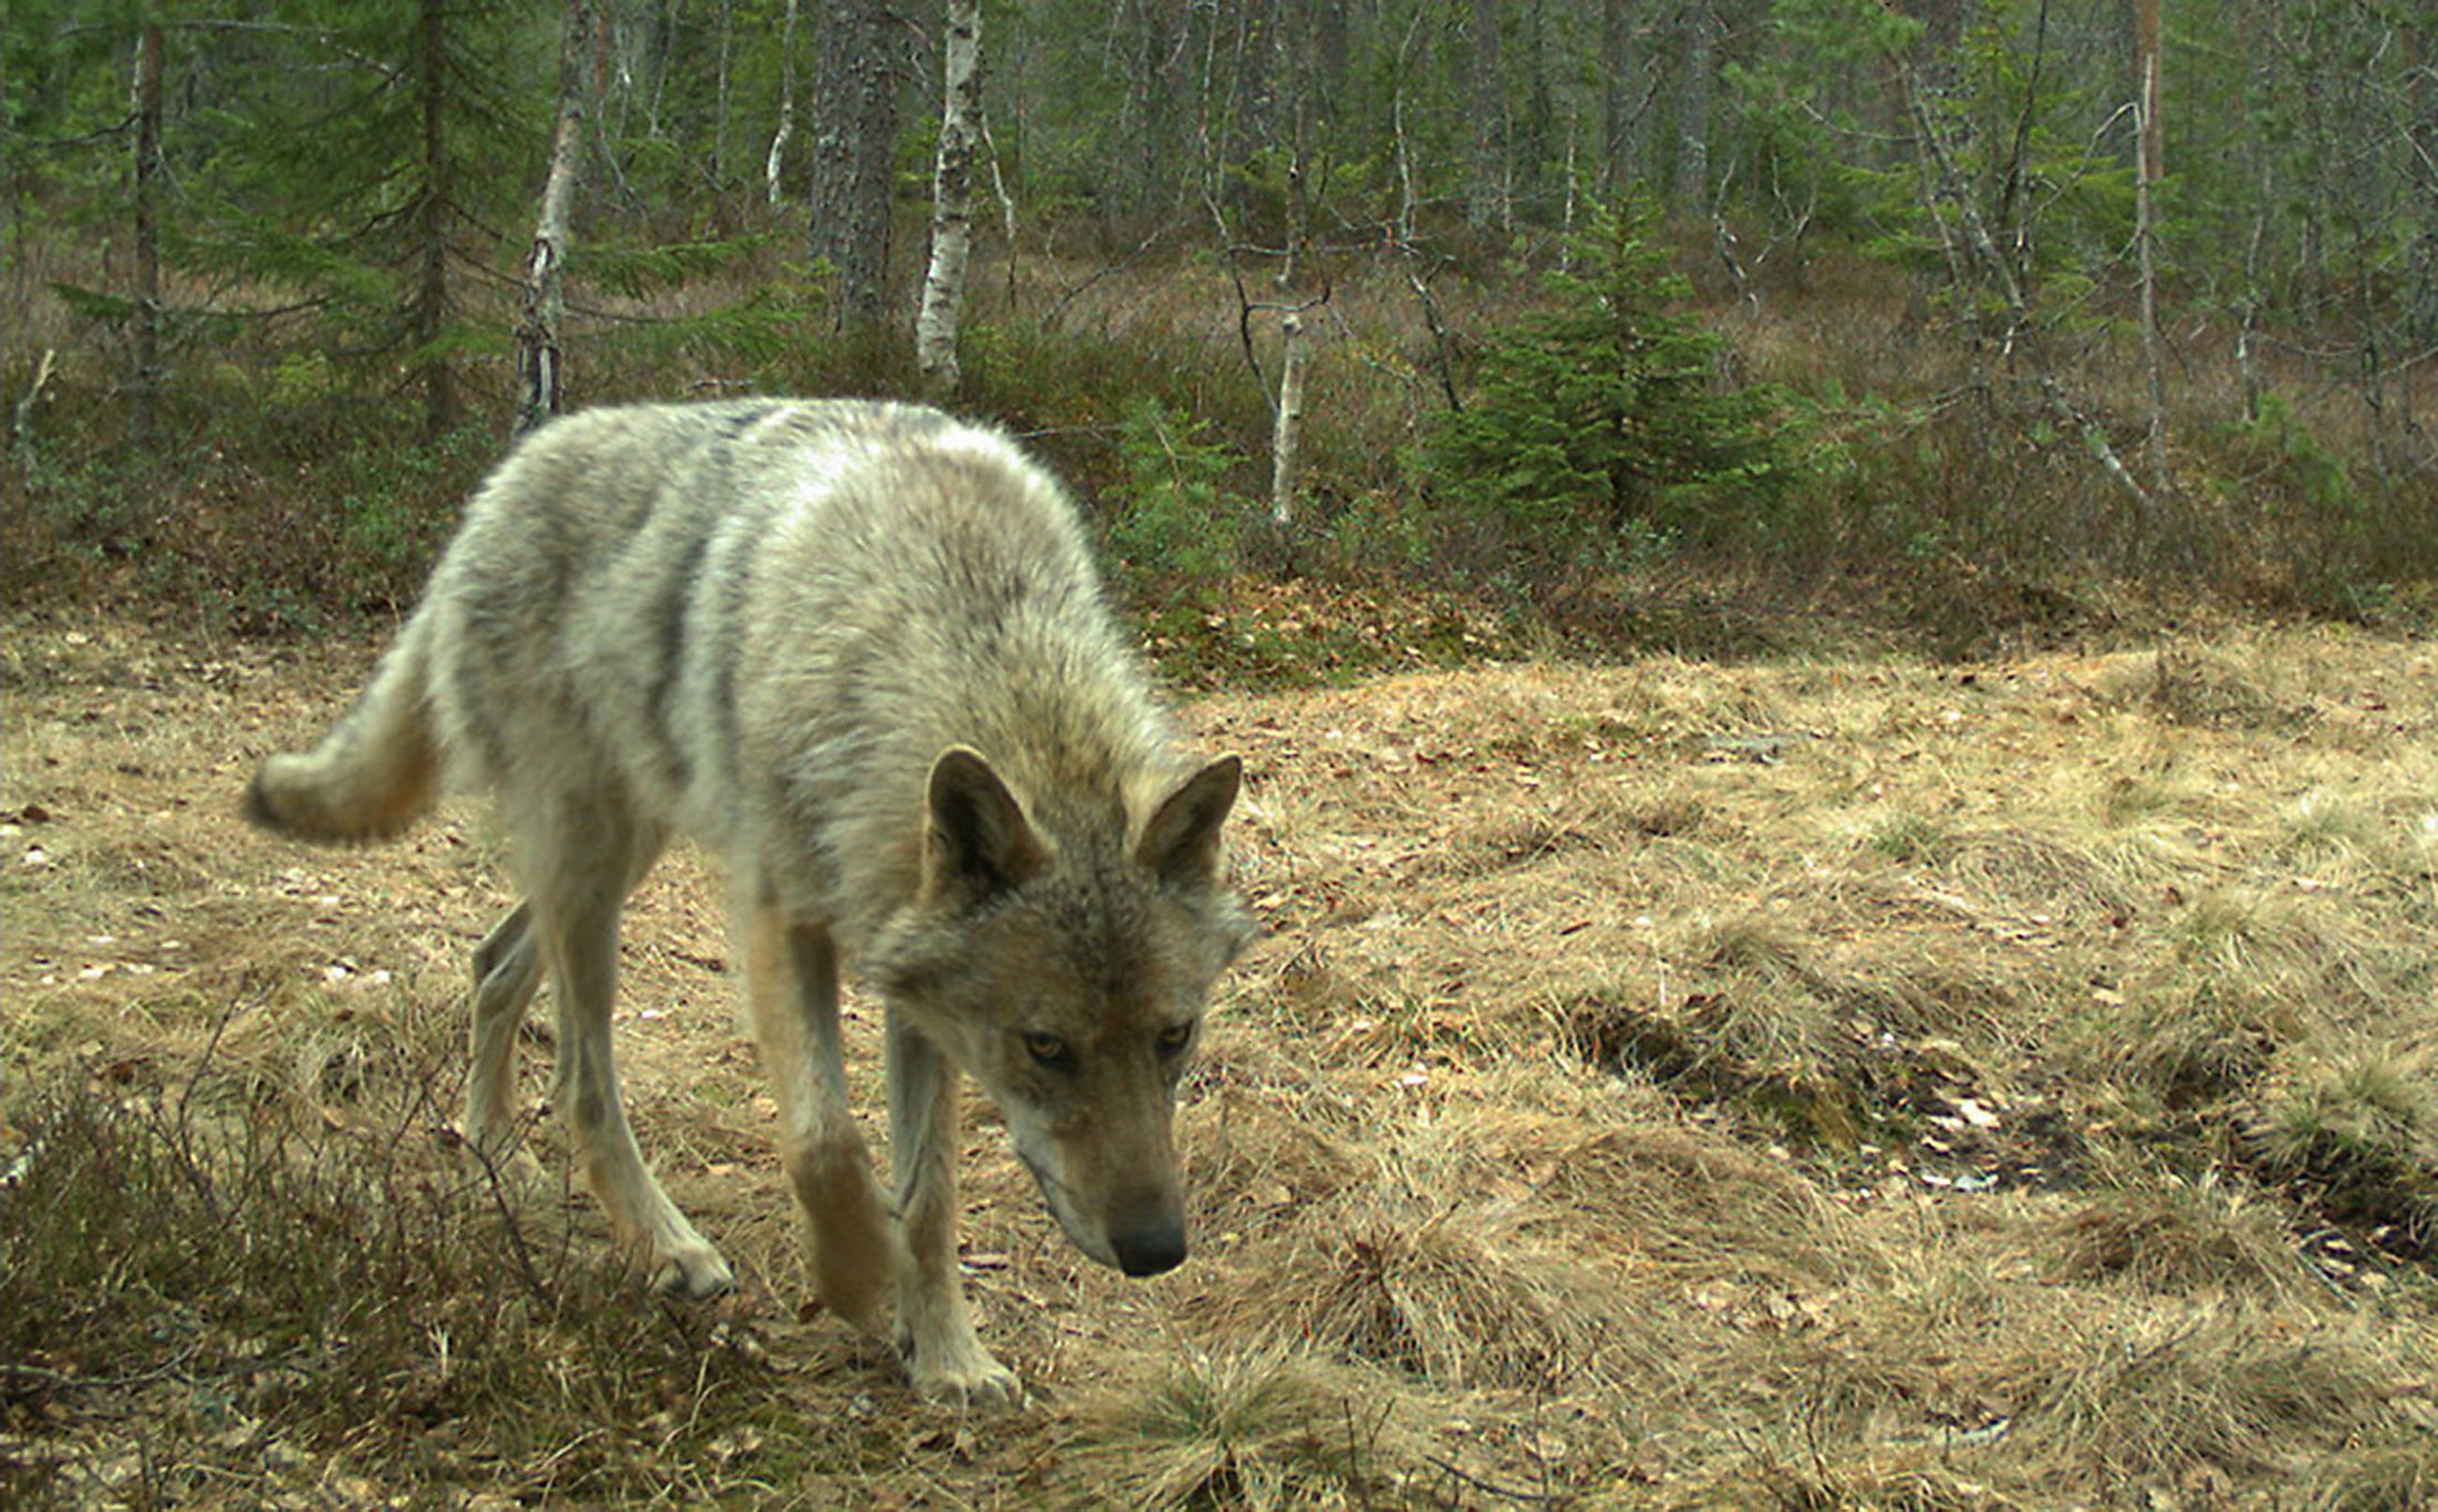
244 612 444 844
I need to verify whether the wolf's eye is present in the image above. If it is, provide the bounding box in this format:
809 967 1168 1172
1154 1022 1195 1057
1023 1031 1073 1068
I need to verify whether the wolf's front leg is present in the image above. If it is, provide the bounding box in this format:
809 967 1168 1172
888 1012 1023 1407
746 912 903 1331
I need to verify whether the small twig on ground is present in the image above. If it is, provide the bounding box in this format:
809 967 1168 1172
1422 1454 1570 1505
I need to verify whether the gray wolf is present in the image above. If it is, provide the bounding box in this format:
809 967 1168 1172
245 398 1255 1404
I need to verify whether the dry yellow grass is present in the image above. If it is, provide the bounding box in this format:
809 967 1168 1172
5 611 2436 1507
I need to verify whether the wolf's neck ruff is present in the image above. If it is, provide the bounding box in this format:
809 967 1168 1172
245 398 1254 1405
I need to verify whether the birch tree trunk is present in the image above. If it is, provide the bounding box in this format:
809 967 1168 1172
1271 307 1309 529
515 0 601 440
808 0 899 331
765 0 798 205
916 0 983 394
1269 35 1315 531
129 22 164 452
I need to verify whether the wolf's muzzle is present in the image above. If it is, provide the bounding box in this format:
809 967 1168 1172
1110 1217 1188 1278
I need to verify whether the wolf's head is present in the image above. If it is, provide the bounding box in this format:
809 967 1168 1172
867 746 1255 1277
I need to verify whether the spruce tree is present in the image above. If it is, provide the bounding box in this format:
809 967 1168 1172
1423 201 1798 544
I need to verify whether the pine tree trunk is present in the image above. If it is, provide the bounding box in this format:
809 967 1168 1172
1312 1 1347 134
129 22 164 452
1517 0 1552 209
916 0 984 394
1601 0 1643 196
1124 0 1181 216
807 0 900 331
414 0 456 442
1676 0 1715 212
515 0 599 440
1462 0 1508 229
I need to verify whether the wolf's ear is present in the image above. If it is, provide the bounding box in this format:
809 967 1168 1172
1137 755 1242 889
925 746 1048 906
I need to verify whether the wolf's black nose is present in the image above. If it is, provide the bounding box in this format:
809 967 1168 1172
1111 1220 1188 1278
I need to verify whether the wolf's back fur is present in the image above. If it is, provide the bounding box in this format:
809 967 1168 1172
248 399 1252 1403
256 402 1177 927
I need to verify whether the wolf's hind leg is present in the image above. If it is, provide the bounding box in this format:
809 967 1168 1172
461 901 544 1178
889 1013 1022 1406
527 809 732 1299
744 907 902 1332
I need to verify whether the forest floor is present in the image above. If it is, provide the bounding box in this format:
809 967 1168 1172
4 608 2435 1509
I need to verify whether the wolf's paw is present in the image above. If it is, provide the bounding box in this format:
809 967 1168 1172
806 1192 903 1334
650 1238 737 1301
904 1338 1026 1409
815 1249 896 1335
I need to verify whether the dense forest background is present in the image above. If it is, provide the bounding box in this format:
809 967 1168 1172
4 1 2434 665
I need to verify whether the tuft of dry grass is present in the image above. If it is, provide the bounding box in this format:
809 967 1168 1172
8 614 2438 1505
2007 1303 2425 1491
1065 1349 1401 1509
2050 1174 2313 1296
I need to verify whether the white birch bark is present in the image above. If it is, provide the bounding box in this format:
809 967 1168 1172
916 0 984 391
764 0 798 206
1268 30 1317 529
515 0 597 439
1270 308 1309 528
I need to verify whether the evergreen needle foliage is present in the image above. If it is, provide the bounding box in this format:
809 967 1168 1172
1422 202 1803 550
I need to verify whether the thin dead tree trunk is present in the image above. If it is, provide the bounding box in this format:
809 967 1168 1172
1386 7 1456 411
2133 0 2167 493
2238 153 2269 425
985 120 1017 307
1392 6 1423 245
711 0 734 185
1901 44 2159 526
515 0 602 440
916 0 983 394
765 0 798 204
129 22 164 451
12 350 57 482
